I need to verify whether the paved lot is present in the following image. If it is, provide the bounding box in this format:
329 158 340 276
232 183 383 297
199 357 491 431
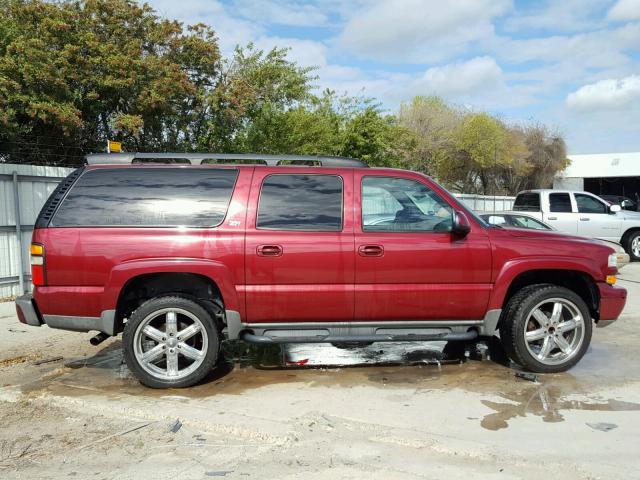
1 266 640 479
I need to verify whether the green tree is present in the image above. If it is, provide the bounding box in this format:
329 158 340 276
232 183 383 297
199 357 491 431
341 107 413 168
0 1 315 165
397 96 461 174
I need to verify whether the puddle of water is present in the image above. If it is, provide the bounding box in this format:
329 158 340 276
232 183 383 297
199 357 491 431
480 384 640 431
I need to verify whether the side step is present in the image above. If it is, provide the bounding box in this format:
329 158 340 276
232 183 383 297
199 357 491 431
240 330 478 345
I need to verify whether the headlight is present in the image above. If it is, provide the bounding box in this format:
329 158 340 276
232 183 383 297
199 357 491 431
608 253 618 268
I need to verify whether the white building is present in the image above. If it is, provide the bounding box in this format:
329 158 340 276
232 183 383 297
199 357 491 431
554 152 640 201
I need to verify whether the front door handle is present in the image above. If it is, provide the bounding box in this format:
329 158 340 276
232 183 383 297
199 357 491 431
580 217 590 221
257 245 283 256
358 244 384 257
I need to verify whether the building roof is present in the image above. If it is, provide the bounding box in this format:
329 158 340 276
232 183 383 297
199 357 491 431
559 152 640 179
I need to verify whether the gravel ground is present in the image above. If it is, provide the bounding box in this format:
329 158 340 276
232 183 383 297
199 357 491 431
1 265 639 479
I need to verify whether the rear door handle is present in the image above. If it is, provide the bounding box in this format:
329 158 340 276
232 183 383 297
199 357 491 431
358 244 384 257
547 216 557 220
580 217 590 221
257 245 283 256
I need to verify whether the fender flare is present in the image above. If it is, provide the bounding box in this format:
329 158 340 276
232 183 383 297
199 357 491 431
488 256 600 311
102 258 241 313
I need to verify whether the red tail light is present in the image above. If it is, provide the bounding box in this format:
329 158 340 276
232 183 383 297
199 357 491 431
30 243 45 286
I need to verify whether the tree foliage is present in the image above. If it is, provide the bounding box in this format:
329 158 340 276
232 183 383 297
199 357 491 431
398 96 568 195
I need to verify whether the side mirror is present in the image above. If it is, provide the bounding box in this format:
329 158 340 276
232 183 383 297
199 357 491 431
452 211 471 237
610 204 621 213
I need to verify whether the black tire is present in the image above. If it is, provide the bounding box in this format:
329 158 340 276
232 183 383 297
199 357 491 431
625 231 640 261
499 284 592 373
123 295 220 388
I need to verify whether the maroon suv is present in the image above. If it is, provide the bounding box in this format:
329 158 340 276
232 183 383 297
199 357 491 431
15 153 627 388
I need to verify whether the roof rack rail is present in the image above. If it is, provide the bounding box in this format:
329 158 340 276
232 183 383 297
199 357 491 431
85 152 369 168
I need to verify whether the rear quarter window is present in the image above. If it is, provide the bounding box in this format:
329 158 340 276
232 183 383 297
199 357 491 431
50 168 238 227
513 193 540 212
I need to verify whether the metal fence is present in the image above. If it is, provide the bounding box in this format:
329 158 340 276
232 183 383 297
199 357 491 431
454 193 515 212
0 163 75 298
0 163 515 298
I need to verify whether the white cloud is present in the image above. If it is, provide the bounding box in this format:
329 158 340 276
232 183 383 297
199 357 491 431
231 0 329 26
608 0 640 21
338 0 512 63
255 37 329 68
566 75 640 111
503 0 605 32
496 23 640 69
148 0 263 55
413 57 503 96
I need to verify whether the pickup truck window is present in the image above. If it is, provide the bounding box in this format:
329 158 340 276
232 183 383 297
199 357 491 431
256 174 343 231
575 193 607 214
362 177 452 232
51 168 238 227
549 193 572 213
513 192 540 212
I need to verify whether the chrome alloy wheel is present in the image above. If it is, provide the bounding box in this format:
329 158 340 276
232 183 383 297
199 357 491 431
133 307 208 381
523 298 585 366
632 236 640 258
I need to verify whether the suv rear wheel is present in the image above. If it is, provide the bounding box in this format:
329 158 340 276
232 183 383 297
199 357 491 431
500 285 592 373
123 296 220 388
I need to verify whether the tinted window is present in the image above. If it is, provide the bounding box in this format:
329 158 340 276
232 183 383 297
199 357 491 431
549 193 572 212
362 177 453 232
513 192 540 212
575 193 607 214
51 168 238 227
257 175 343 231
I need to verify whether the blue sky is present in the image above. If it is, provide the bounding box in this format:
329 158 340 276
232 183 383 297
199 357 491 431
145 0 640 154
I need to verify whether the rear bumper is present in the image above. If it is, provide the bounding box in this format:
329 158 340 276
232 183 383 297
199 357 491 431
598 283 627 327
15 294 43 327
15 294 116 335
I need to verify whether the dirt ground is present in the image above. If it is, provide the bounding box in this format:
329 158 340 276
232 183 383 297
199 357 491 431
1 266 640 479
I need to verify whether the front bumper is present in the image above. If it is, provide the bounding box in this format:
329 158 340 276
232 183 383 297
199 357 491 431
15 294 43 327
597 283 627 327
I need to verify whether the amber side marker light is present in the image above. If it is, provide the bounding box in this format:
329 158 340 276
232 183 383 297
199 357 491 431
606 275 617 285
30 243 45 286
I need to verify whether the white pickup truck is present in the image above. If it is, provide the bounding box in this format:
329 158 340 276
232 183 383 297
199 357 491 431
512 189 640 260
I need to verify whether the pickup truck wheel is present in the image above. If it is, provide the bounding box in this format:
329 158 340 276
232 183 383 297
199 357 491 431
500 285 592 373
123 296 220 388
626 231 640 261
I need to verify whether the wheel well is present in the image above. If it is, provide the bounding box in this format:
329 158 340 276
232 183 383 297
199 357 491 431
502 269 600 320
621 228 640 248
115 272 224 333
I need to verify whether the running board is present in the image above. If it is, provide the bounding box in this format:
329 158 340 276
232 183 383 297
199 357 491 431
240 330 478 345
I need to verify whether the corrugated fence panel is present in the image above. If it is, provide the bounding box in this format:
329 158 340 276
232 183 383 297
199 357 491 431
454 193 515 212
0 163 74 298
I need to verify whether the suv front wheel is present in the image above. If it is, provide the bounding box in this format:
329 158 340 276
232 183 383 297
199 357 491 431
500 285 592 373
123 296 220 388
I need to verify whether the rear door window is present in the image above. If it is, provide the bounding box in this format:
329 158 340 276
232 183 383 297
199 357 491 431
256 174 343 231
51 168 238 227
513 193 540 211
549 193 572 213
